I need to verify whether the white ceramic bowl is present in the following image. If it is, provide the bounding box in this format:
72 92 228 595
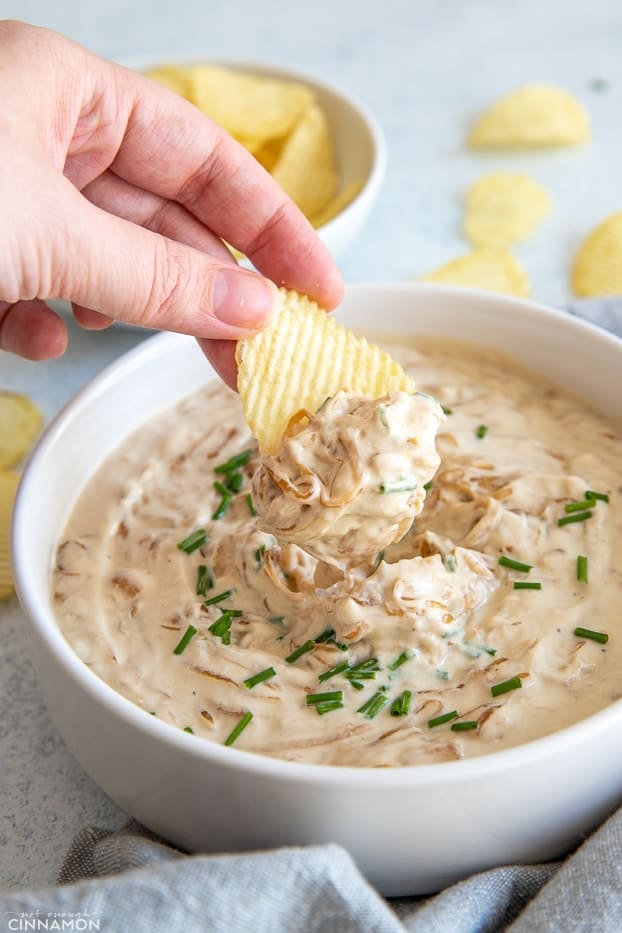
12 284 622 896
128 56 387 260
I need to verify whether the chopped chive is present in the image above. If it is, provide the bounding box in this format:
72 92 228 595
564 500 594 513
436 669 449 681
442 406 453 416
357 690 390 719
148 711 156 716
375 550 386 566
315 700 344 715
318 661 349 683
577 555 588 584
574 626 608 644
196 564 214 596
558 511 593 527
269 615 285 626
585 490 609 503
212 492 233 521
183 726 194 734
306 690 343 705
345 658 381 683
513 581 542 590
389 649 414 671
378 406 390 429
349 680 365 691
498 555 533 573
390 690 412 716
176 529 207 554
379 478 418 493
423 481 433 492
208 615 232 639
444 554 457 573
451 720 478 732
215 449 253 474
173 624 197 655
491 675 522 697
285 640 315 663
244 667 277 689
224 711 253 746
203 589 233 607
428 710 459 728
221 630 231 645
246 494 258 517
214 480 231 497
481 645 498 656
476 424 488 439
253 545 265 569
314 627 336 644
224 471 244 493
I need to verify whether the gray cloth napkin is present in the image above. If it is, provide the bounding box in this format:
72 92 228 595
2 297 622 933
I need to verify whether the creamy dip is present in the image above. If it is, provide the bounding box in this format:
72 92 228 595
53 338 622 767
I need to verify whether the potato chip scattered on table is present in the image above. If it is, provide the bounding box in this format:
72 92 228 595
0 391 43 468
236 289 415 454
468 83 590 149
464 172 552 247
419 248 531 297
0 469 19 600
571 212 622 297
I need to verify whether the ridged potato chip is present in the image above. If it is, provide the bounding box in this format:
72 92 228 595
465 173 552 247
468 83 590 148
0 391 43 468
236 289 415 453
419 248 530 297
271 104 338 218
0 470 19 600
190 65 313 146
571 212 622 296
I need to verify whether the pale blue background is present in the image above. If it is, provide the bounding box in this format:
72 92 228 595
1 0 621 891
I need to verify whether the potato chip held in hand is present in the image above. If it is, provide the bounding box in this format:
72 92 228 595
236 289 415 453
0 391 43 468
468 83 590 149
419 248 530 298
572 213 622 297
0 469 19 600
465 173 552 248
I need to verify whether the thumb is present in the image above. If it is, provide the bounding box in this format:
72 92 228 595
50 187 278 338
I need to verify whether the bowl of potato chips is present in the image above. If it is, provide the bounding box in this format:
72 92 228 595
139 58 387 259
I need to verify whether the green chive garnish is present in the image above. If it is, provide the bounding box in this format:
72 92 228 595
428 710 458 728
244 667 277 689
379 478 418 493
269 615 285 626
184 726 194 734
345 658 381 682
246 494 258 517
224 471 244 493
491 676 522 697
148 711 156 716
212 492 233 520
314 628 348 651
476 424 488 439
498 555 533 573
173 624 197 655
442 406 453 416
389 649 414 671
285 640 315 663
390 690 412 716
564 500 594 513
209 615 232 639
215 449 252 474
203 589 233 607
577 555 588 584
254 545 265 569
306 690 343 705
513 581 542 590
357 690 390 719
585 490 609 503
196 564 214 596
574 626 608 644
318 661 349 683
423 481 433 492
451 720 478 732
558 511 592 527
224 711 253 746
177 529 207 554
214 480 231 498
315 700 345 715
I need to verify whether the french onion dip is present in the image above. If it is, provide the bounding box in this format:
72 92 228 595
53 338 622 767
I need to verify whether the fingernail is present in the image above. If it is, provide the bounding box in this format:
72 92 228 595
213 269 277 329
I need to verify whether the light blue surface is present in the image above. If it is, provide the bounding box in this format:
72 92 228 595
1 0 621 891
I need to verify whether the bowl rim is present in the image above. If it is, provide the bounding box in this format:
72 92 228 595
120 53 388 237
12 282 622 787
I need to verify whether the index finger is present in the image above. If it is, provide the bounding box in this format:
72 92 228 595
110 64 344 310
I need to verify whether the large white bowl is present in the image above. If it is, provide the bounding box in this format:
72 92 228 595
12 284 622 895
128 56 387 260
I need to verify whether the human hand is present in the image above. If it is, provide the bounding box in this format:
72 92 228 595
0 21 343 387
